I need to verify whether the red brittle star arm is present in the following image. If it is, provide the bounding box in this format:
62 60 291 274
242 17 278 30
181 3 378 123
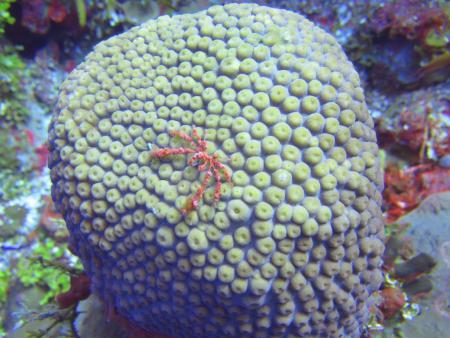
182 170 213 214
169 129 197 148
212 162 232 204
151 147 195 158
191 128 208 151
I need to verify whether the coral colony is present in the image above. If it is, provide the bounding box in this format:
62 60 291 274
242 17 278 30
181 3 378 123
48 3 385 337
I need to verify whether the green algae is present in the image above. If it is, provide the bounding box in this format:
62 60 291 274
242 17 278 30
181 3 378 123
0 0 29 127
0 0 15 34
16 238 81 305
1 237 82 336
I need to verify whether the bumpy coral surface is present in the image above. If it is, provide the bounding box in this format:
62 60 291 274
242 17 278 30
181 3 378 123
48 3 385 338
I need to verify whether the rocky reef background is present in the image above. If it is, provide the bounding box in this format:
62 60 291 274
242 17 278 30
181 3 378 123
0 1 448 337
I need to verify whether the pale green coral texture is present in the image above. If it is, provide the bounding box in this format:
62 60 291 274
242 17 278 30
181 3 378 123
48 3 385 338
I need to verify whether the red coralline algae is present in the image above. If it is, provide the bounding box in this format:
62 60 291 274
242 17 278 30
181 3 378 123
21 0 51 35
378 287 406 320
20 0 84 36
34 144 49 173
56 273 90 309
378 105 450 162
48 0 68 23
383 163 450 222
39 196 62 234
370 0 447 41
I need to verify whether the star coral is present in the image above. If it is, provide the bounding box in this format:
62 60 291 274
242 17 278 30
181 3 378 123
48 3 385 337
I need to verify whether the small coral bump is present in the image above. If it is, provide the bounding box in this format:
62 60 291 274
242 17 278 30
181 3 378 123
150 128 232 214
